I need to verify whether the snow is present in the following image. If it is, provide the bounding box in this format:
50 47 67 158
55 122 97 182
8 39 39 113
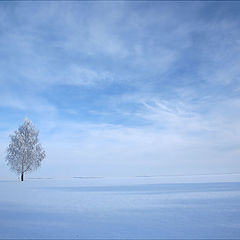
1 175 240 239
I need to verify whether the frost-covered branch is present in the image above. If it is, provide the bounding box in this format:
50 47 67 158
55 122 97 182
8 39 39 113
6 119 46 181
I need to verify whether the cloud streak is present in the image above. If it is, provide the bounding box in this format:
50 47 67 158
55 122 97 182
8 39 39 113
0 2 240 178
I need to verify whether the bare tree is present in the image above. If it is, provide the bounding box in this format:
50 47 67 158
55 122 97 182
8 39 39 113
6 119 46 181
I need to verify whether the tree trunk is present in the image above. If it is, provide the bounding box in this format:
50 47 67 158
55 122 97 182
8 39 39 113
21 172 24 181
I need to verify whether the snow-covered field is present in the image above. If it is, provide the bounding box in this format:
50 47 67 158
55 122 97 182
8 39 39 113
1 175 240 239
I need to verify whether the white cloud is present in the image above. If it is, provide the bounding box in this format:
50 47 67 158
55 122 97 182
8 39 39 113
63 65 114 86
35 113 239 177
196 19 240 86
1 3 240 178
0 92 57 116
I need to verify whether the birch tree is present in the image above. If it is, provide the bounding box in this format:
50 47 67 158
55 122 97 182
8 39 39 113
6 119 46 181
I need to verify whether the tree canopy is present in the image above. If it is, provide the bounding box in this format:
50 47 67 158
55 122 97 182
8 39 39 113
6 119 46 181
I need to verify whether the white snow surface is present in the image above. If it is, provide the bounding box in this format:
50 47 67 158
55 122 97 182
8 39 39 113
1 175 240 239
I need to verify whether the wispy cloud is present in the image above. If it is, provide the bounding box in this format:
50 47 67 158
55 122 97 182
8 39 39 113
1 2 240 177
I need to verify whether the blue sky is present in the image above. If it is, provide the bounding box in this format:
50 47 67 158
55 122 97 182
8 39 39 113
0 2 240 178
